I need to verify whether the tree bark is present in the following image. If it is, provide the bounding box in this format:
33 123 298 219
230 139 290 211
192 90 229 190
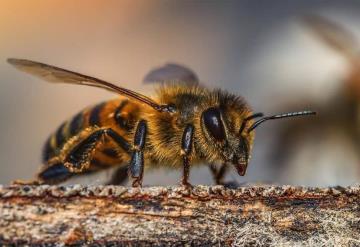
0 185 360 246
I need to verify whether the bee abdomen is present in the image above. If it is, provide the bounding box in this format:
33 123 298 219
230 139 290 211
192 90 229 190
42 111 86 163
102 148 120 158
114 100 131 130
69 111 83 136
42 137 55 162
55 122 67 148
89 102 106 126
42 99 135 164
42 124 68 163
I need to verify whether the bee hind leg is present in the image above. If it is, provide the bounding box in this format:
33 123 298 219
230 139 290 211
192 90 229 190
62 128 131 173
38 128 131 184
180 124 195 188
129 120 147 187
37 162 73 184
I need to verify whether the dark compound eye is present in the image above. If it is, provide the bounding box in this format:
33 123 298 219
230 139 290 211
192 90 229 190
202 107 226 141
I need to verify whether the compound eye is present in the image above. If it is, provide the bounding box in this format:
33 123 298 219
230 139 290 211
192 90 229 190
202 107 226 141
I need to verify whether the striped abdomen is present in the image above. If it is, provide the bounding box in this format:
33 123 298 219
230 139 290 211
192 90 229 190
42 98 140 168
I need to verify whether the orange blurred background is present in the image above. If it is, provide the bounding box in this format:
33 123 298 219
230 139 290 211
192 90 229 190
1 1 360 186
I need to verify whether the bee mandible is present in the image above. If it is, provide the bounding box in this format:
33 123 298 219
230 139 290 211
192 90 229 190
8 58 315 187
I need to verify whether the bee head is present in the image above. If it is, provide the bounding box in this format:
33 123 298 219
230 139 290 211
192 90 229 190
200 104 255 176
200 102 316 177
234 110 317 175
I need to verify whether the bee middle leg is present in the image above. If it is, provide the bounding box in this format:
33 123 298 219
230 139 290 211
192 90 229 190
129 120 147 187
180 124 195 188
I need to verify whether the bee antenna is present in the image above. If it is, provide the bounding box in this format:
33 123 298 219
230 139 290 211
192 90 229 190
247 110 316 133
239 112 264 134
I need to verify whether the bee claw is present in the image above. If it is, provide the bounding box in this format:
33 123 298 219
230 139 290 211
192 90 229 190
131 180 142 188
180 181 194 190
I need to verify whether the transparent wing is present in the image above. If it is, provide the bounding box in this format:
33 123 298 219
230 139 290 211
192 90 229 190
8 58 163 111
143 63 199 86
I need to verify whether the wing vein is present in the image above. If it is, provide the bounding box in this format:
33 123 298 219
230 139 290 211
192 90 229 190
7 58 162 111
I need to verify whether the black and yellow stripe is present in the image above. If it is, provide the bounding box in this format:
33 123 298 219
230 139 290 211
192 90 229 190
42 99 136 164
42 137 54 162
69 111 83 136
55 122 67 149
114 100 130 130
42 111 85 163
89 102 106 126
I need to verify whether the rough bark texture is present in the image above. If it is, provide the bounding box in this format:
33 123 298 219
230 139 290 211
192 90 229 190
0 185 360 246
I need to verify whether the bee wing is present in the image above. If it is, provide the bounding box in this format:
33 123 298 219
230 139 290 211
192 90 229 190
143 63 199 86
303 15 359 58
7 58 164 111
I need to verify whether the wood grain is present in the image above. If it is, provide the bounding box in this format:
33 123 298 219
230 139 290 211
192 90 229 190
0 185 360 246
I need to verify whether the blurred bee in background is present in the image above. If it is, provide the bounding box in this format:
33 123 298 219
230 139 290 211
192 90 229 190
271 15 360 186
8 58 315 187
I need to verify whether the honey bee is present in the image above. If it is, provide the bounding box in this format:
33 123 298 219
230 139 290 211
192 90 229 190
8 58 315 187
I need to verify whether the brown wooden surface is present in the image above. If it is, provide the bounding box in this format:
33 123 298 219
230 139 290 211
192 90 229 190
0 185 360 246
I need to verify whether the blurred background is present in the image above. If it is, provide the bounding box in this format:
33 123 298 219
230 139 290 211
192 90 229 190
1 0 360 186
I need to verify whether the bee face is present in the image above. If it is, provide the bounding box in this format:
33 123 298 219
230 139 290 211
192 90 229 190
231 136 250 176
200 97 254 176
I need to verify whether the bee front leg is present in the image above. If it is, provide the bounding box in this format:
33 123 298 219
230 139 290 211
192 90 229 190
180 124 195 188
129 120 147 187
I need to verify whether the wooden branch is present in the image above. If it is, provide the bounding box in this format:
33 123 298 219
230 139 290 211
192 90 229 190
0 185 360 246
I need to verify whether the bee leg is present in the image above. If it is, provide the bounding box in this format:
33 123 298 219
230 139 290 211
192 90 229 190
129 120 147 187
61 129 107 173
62 128 131 173
180 124 195 188
209 163 228 185
37 128 130 183
37 162 73 184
